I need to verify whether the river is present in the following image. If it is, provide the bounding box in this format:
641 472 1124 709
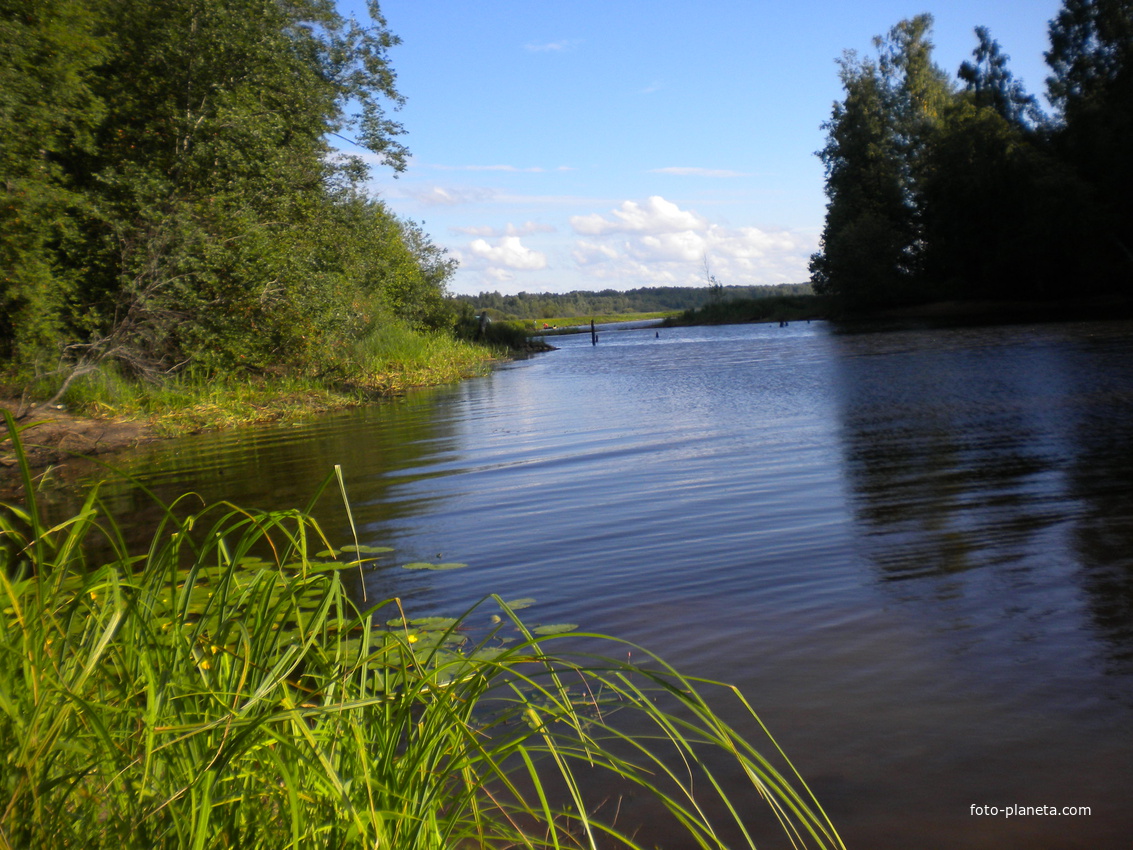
73 318 1133 848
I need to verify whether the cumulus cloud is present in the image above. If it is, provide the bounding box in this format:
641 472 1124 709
571 241 619 265
469 236 547 270
566 196 815 287
450 225 497 237
570 196 706 236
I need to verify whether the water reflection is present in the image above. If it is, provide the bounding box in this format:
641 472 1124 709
832 320 1133 680
41 318 1133 848
48 388 468 603
1062 329 1133 674
832 325 1074 582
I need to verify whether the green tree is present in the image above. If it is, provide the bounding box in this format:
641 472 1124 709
959 26 1045 128
919 26 1095 302
71 0 411 373
919 98 1088 300
1 0 420 391
0 0 105 364
1045 0 1133 282
811 15 952 308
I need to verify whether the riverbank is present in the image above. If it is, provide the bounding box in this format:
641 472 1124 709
1 400 156 469
0 387 379 499
1 360 508 492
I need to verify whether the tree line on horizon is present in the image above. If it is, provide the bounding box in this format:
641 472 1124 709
1 0 459 391
455 283 814 320
811 1 1132 310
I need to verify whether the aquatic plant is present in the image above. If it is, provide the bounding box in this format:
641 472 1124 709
0 411 844 849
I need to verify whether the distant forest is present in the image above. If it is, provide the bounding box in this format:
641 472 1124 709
454 284 813 320
811 4 1133 310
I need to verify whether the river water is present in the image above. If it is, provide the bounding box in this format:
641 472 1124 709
78 319 1133 848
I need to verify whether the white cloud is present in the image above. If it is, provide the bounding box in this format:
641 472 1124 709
651 167 751 178
571 241 619 265
510 221 556 236
486 267 515 283
570 196 706 236
451 224 497 237
636 230 707 262
469 236 548 270
405 185 495 207
565 196 815 287
452 221 556 238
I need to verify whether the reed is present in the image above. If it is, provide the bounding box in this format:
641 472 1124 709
0 411 844 850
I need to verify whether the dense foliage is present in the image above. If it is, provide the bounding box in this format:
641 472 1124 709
1 0 457 393
456 283 813 320
811 2 1133 309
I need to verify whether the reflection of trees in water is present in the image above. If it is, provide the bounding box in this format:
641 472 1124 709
833 321 1133 673
833 327 1069 583
1064 342 1133 674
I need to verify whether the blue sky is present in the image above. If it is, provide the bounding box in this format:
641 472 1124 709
337 1 1063 296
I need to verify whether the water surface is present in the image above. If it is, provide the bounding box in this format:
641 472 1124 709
83 319 1133 848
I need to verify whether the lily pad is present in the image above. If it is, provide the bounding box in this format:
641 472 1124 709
502 597 536 610
533 623 579 636
341 544 394 555
401 562 468 571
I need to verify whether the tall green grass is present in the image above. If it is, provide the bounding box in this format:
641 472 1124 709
0 411 844 850
11 319 496 436
350 322 494 392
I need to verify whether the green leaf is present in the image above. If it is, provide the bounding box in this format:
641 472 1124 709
401 562 467 571
341 544 394 555
533 624 578 636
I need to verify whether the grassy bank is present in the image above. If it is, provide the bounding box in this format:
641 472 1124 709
666 296 831 326
0 413 844 849
8 322 502 438
527 311 676 330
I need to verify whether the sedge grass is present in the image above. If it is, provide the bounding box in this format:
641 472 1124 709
0 411 845 850
13 321 497 437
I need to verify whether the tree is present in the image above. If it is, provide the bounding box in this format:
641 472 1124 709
1 0 419 390
918 97 1088 300
0 0 105 364
959 27 1046 128
1045 0 1133 282
811 16 950 307
914 26 1090 301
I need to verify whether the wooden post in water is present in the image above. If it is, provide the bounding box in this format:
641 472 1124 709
590 319 598 345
